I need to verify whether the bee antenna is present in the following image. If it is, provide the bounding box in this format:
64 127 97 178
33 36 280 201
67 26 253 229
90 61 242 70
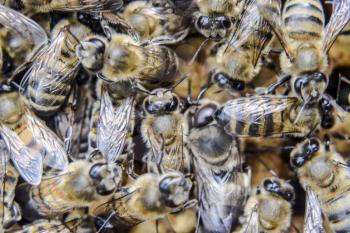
305 123 319 139
169 74 189 92
292 97 311 125
188 38 209 65
96 211 116 233
134 85 153 95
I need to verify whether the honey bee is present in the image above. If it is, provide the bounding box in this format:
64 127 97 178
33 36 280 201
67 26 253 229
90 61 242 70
17 208 84 233
76 32 179 90
290 136 350 232
207 0 274 96
236 177 295 233
141 88 190 173
188 119 251 232
120 0 190 42
92 172 193 228
0 140 21 231
193 0 244 40
0 88 68 185
214 95 320 138
258 0 350 104
0 4 48 77
93 84 134 163
6 0 123 15
25 159 122 217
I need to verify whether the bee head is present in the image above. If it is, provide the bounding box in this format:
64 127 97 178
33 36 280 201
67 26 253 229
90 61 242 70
158 172 192 208
143 89 179 114
212 72 245 92
195 15 231 41
262 177 295 202
89 162 121 196
76 37 105 72
290 138 320 168
294 72 327 103
191 103 218 128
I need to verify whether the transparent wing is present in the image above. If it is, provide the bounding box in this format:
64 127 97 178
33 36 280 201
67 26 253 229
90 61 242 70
229 0 273 67
54 0 123 12
242 205 259 233
323 0 350 53
0 123 43 185
220 96 298 125
304 186 327 233
0 4 48 49
256 0 293 60
97 90 133 163
20 28 80 99
25 109 68 171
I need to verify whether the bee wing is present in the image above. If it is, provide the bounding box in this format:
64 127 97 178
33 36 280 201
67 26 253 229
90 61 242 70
25 109 68 171
323 0 350 53
0 123 43 185
256 0 294 61
304 186 327 233
20 28 80 98
242 205 259 233
52 0 123 13
229 0 273 67
0 5 48 49
97 90 133 163
219 96 298 135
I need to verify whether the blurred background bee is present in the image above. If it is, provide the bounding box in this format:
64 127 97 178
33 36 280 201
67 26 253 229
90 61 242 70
187 100 251 233
193 0 244 41
236 177 295 233
117 0 191 43
92 171 194 232
0 139 21 232
21 157 122 219
258 0 350 106
0 4 48 81
290 136 350 232
0 85 68 185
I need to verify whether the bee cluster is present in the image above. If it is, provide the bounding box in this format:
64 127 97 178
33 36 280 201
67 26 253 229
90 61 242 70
1 0 350 232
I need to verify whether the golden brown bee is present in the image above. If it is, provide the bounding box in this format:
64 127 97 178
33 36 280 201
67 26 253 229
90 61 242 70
25 159 122 217
214 95 320 138
207 0 274 95
194 0 244 40
141 88 190 173
236 177 295 233
92 172 193 228
258 0 350 104
188 115 251 232
290 136 350 232
6 0 122 15
17 209 84 233
120 0 189 42
0 140 21 231
19 26 81 117
76 33 179 90
0 88 68 185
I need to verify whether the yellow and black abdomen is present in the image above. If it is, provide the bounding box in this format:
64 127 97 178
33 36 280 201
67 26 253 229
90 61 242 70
283 0 324 41
26 58 77 117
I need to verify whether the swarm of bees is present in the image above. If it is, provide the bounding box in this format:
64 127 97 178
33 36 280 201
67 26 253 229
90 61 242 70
1 0 350 232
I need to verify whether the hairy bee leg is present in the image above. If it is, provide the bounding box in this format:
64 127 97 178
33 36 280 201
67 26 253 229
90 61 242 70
265 75 291 94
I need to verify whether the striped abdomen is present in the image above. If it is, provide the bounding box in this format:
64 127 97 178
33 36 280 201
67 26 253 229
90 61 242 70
323 186 350 232
283 0 324 41
19 220 72 233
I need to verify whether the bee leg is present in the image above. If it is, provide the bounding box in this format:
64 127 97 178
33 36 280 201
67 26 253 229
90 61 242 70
265 75 291 94
127 152 139 180
156 219 160 233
